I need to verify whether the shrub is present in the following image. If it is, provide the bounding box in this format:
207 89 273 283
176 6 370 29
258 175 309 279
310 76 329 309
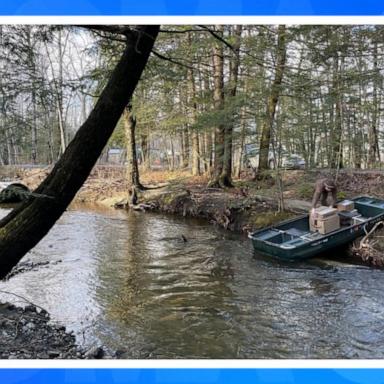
337 191 347 200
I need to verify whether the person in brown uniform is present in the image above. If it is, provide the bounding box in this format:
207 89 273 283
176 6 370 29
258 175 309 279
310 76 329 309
311 178 337 211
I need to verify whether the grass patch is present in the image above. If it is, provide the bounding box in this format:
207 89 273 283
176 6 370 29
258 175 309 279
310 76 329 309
251 211 293 229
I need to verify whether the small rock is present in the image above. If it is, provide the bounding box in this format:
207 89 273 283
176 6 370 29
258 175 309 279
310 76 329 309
26 322 36 330
114 349 126 358
84 346 104 359
48 350 61 358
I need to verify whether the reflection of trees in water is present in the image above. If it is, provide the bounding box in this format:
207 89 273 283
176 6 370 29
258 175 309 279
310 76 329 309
95 219 384 357
94 213 244 358
95 211 150 320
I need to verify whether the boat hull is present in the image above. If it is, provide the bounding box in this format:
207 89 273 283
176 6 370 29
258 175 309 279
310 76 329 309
249 196 384 261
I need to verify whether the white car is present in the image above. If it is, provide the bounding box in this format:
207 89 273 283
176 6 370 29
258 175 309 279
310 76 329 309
244 144 305 170
281 154 306 169
244 144 275 169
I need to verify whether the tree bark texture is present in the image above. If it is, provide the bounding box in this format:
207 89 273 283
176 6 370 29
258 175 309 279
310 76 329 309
208 27 225 187
258 25 286 172
124 104 143 189
0 25 159 279
187 35 200 176
220 25 242 187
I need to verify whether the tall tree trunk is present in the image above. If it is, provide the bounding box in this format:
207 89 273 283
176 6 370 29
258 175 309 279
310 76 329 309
205 131 212 174
26 28 38 164
236 107 247 178
191 133 200 175
368 39 380 166
140 130 150 171
208 26 225 187
179 131 185 168
0 25 159 279
220 25 242 187
187 50 200 176
181 126 189 168
124 104 143 189
57 28 67 154
258 25 286 172
330 51 343 169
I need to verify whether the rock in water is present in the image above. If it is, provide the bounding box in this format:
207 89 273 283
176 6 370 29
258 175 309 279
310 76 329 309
0 183 31 203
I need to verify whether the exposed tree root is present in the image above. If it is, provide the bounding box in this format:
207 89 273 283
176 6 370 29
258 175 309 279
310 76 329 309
351 221 384 267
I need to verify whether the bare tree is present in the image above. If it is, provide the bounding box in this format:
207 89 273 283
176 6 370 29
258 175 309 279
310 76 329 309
0 25 159 279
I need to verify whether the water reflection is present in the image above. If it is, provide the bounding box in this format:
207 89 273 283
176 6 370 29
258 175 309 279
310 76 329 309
0 205 384 358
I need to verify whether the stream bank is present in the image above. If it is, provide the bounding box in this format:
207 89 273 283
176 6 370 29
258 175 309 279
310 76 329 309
135 183 295 233
0 302 80 359
15 166 384 234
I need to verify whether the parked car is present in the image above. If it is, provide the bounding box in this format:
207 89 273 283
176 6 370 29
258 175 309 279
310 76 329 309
281 154 306 169
244 144 275 170
244 144 305 170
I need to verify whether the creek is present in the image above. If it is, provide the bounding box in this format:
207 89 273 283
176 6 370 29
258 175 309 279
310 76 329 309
0 204 383 358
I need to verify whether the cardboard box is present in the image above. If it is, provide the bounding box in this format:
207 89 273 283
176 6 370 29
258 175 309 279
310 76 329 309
337 200 355 211
312 206 338 220
310 214 340 234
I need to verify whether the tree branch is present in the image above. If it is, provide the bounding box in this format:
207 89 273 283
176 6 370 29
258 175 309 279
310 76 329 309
152 50 194 70
198 25 235 52
80 25 132 36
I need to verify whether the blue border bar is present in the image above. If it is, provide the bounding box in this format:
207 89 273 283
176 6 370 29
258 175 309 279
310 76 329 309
1 0 384 16
0 369 383 384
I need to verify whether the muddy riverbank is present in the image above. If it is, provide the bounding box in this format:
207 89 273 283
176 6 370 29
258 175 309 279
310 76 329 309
0 297 115 359
12 165 384 234
0 301 81 359
134 183 295 233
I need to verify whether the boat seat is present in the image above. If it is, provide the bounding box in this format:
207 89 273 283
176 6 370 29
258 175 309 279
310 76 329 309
256 229 281 241
285 228 308 237
300 232 324 241
283 238 307 247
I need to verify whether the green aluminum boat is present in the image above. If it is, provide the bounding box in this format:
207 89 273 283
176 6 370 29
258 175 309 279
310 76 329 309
248 196 384 261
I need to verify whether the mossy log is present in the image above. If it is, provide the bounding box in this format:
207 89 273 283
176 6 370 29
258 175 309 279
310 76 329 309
0 183 30 204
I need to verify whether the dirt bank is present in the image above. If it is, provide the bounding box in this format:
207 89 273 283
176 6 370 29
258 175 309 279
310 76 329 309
134 183 294 233
15 166 384 233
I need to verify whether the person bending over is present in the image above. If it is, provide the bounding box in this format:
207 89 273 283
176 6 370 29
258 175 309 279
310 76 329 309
311 178 337 212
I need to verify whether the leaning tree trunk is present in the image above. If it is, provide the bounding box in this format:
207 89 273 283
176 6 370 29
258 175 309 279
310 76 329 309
258 25 286 172
0 25 159 279
124 104 144 189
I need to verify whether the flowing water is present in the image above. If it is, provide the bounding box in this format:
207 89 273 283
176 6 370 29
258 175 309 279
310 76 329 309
0 204 384 358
